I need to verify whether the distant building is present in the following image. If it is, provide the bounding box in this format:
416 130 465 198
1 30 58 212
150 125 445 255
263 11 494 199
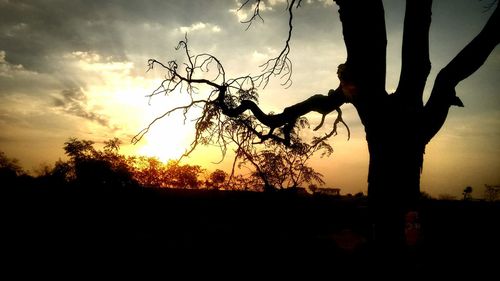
313 187 341 197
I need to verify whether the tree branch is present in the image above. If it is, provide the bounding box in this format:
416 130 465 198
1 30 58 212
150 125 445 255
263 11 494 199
336 0 387 92
423 3 500 143
217 86 347 145
134 39 349 163
239 0 303 88
395 0 432 105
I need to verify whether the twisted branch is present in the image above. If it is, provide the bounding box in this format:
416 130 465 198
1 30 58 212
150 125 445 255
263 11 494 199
134 38 349 163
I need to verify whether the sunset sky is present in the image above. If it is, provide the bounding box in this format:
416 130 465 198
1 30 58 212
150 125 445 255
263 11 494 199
1 0 498 198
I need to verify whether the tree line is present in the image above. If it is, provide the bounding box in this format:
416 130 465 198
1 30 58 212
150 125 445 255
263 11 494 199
2 137 497 202
0 137 327 192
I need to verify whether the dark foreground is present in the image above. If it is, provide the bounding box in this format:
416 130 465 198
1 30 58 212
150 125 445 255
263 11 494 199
3 186 500 278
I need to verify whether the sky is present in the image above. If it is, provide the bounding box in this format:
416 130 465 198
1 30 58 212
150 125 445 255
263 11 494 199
0 0 498 198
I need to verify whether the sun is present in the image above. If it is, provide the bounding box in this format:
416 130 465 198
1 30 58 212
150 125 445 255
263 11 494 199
134 113 196 162
73 53 202 164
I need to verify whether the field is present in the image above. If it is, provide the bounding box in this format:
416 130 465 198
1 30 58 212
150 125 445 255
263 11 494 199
4 185 500 278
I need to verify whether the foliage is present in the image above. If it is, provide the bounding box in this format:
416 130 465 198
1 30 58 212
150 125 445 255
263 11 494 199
61 138 207 189
0 151 24 177
132 156 166 187
163 160 204 189
207 169 228 189
484 184 500 202
235 135 329 191
1 138 268 191
60 138 136 188
0 151 29 189
463 186 473 201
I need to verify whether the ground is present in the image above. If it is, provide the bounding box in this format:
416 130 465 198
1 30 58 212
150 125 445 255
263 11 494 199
3 185 500 278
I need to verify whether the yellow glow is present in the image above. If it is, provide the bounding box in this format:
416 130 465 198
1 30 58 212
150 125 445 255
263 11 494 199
136 120 194 162
66 51 200 162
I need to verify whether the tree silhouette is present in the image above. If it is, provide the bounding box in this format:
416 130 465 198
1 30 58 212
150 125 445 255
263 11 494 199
207 169 227 189
0 151 24 177
484 184 500 202
62 138 136 189
134 0 499 248
463 186 473 201
0 151 27 188
132 156 167 187
163 160 204 189
235 138 328 191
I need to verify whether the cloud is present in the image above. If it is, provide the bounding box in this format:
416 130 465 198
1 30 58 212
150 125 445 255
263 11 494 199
52 88 111 127
0 50 26 77
229 0 278 23
178 22 222 34
0 0 132 73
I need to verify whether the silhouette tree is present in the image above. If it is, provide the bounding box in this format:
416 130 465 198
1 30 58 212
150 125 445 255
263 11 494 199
484 184 500 202
134 1 499 248
163 160 203 189
463 186 473 200
207 169 227 189
0 151 27 188
224 174 261 191
132 156 167 187
0 151 24 177
236 138 328 191
63 138 135 189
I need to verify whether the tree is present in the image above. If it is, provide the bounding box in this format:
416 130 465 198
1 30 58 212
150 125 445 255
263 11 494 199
463 186 473 200
134 0 499 249
63 138 136 189
164 160 203 189
236 138 328 191
207 169 228 189
0 151 26 187
132 156 167 187
484 184 500 202
0 151 24 177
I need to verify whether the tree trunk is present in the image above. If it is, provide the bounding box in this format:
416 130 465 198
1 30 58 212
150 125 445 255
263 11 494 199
361 97 425 255
335 0 432 255
367 137 423 246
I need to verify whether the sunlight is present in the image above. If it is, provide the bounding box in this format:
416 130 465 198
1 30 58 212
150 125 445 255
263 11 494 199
67 51 199 163
136 120 194 162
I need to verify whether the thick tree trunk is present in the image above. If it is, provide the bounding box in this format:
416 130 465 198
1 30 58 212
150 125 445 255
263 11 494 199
367 136 423 247
336 0 429 255
362 98 425 256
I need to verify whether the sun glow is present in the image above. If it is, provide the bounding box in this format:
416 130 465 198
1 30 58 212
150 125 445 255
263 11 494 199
65 51 200 163
135 118 194 162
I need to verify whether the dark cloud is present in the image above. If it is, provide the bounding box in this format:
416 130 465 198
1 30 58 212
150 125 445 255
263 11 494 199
52 88 110 127
0 1 127 73
0 0 243 73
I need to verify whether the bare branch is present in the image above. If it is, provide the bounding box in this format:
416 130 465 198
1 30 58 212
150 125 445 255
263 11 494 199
134 39 349 166
423 3 499 143
238 0 303 88
131 99 208 145
239 0 265 29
